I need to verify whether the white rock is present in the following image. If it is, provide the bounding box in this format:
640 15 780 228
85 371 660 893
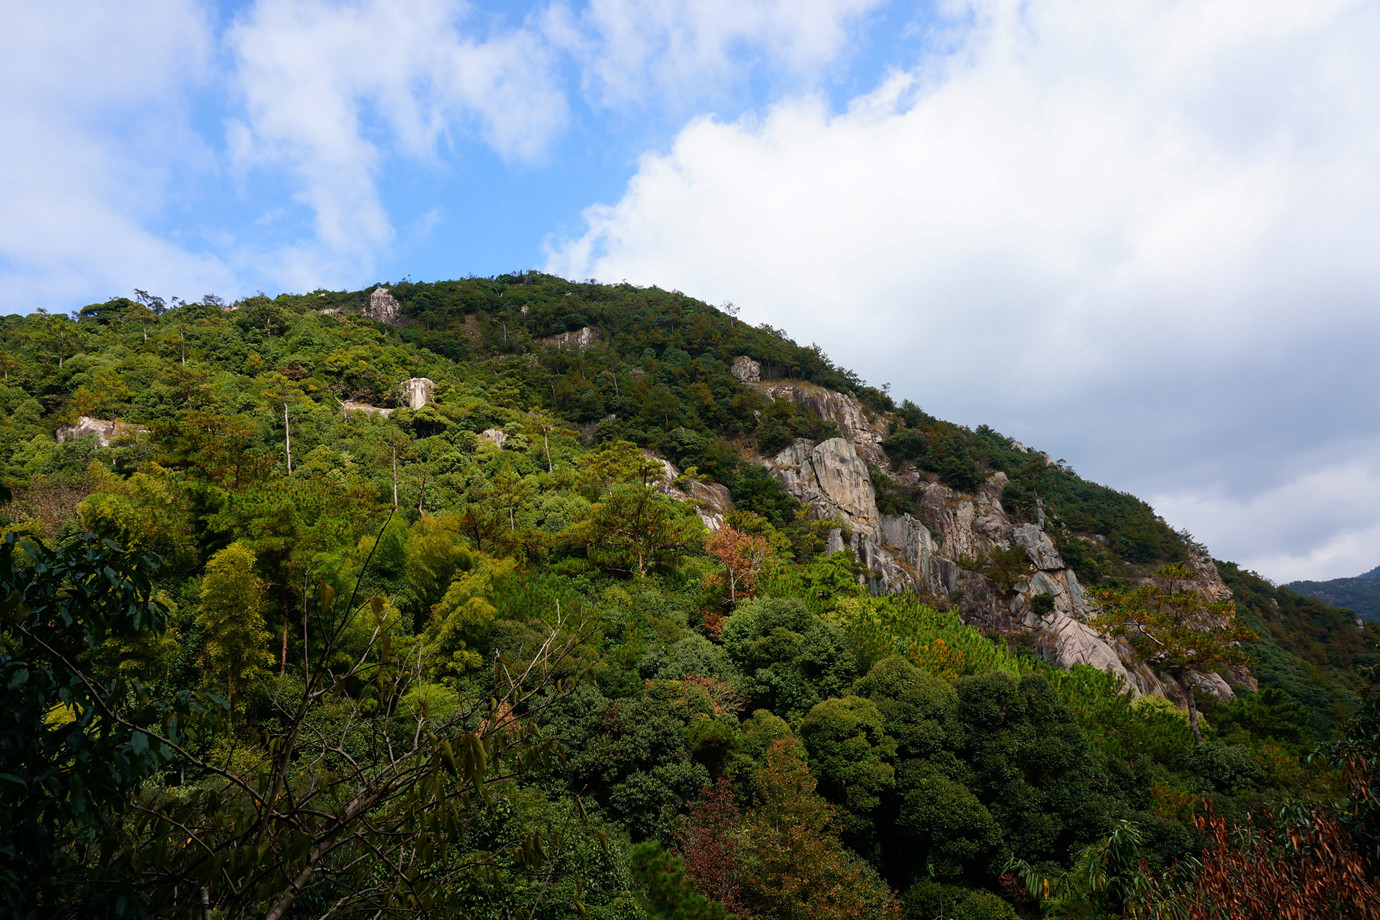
731 356 761 383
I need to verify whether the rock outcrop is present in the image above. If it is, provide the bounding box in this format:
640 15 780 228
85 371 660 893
401 378 434 410
343 401 394 418
649 455 734 532
766 438 879 534
750 379 889 464
731 356 761 383
752 381 1240 699
539 326 600 349
478 428 508 448
366 287 402 325
56 416 146 446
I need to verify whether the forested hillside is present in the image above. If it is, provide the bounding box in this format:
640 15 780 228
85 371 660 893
2 274 1377 919
1289 566 1380 623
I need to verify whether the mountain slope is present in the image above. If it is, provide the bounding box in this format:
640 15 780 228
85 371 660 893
2 273 1378 917
1288 566 1380 622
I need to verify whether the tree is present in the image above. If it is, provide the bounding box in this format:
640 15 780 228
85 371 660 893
196 542 273 712
5 526 596 917
736 738 903 920
0 531 183 916
674 778 744 912
707 526 771 607
631 842 738 920
799 696 896 848
570 481 703 577
1094 564 1255 745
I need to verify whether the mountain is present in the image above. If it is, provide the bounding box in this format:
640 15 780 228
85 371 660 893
1288 565 1380 622
2 273 1377 917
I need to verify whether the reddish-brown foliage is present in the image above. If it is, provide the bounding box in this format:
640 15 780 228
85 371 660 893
681 675 747 717
1142 805 1380 920
736 739 903 920
675 778 744 912
706 526 771 606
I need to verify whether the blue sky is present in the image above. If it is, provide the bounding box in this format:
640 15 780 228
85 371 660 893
5 0 1380 585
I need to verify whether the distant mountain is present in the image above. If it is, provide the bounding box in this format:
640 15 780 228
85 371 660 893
1287 566 1380 622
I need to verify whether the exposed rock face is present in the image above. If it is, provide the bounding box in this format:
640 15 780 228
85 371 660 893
1012 522 1063 571
56 416 146 447
750 380 889 465
367 287 402 325
747 377 1242 701
478 428 508 448
731 356 761 383
753 394 1196 696
766 438 879 534
401 377 434 410
916 474 1013 561
648 454 734 532
539 326 600 349
343 401 393 418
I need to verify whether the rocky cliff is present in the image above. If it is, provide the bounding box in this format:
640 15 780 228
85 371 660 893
744 365 1234 698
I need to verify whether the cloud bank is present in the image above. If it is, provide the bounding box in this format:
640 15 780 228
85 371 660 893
547 0 1380 581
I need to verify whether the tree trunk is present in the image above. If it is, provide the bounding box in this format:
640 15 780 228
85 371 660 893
280 580 290 678
284 402 292 474
391 446 398 508
1185 680 1203 746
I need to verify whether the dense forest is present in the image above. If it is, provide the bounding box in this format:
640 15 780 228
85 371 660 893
2 274 1377 919
1289 566 1380 623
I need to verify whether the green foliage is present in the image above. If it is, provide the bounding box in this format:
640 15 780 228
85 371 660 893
1005 818 1146 919
800 695 897 843
1289 565 1380 623
1050 665 1194 765
737 739 903 920
0 531 197 916
0 275 1370 916
954 671 1116 866
832 595 1028 681
1095 564 1255 744
195 542 273 709
630 842 737 920
422 551 515 679
951 889 1018 920
1220 560 1379 738
721 597 858 718
852 656 959 761
898 766 1004 880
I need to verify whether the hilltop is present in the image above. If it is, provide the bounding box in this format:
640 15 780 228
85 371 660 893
2 273 1377 918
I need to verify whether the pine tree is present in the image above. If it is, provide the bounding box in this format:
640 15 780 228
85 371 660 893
1094 564 1254 745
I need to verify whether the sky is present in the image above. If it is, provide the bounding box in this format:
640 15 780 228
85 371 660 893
3 0 1379 585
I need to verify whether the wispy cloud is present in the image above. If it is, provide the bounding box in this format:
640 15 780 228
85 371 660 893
227 0 568 289
542 0 886 107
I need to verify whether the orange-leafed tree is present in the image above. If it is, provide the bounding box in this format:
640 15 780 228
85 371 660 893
707 526 771 607
1141 806 1380 920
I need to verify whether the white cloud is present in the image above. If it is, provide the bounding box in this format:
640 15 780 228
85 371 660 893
1153 442 1380 583
548 0 1380 580
227 0 568 289
0 0 235 310
542 0 886 107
